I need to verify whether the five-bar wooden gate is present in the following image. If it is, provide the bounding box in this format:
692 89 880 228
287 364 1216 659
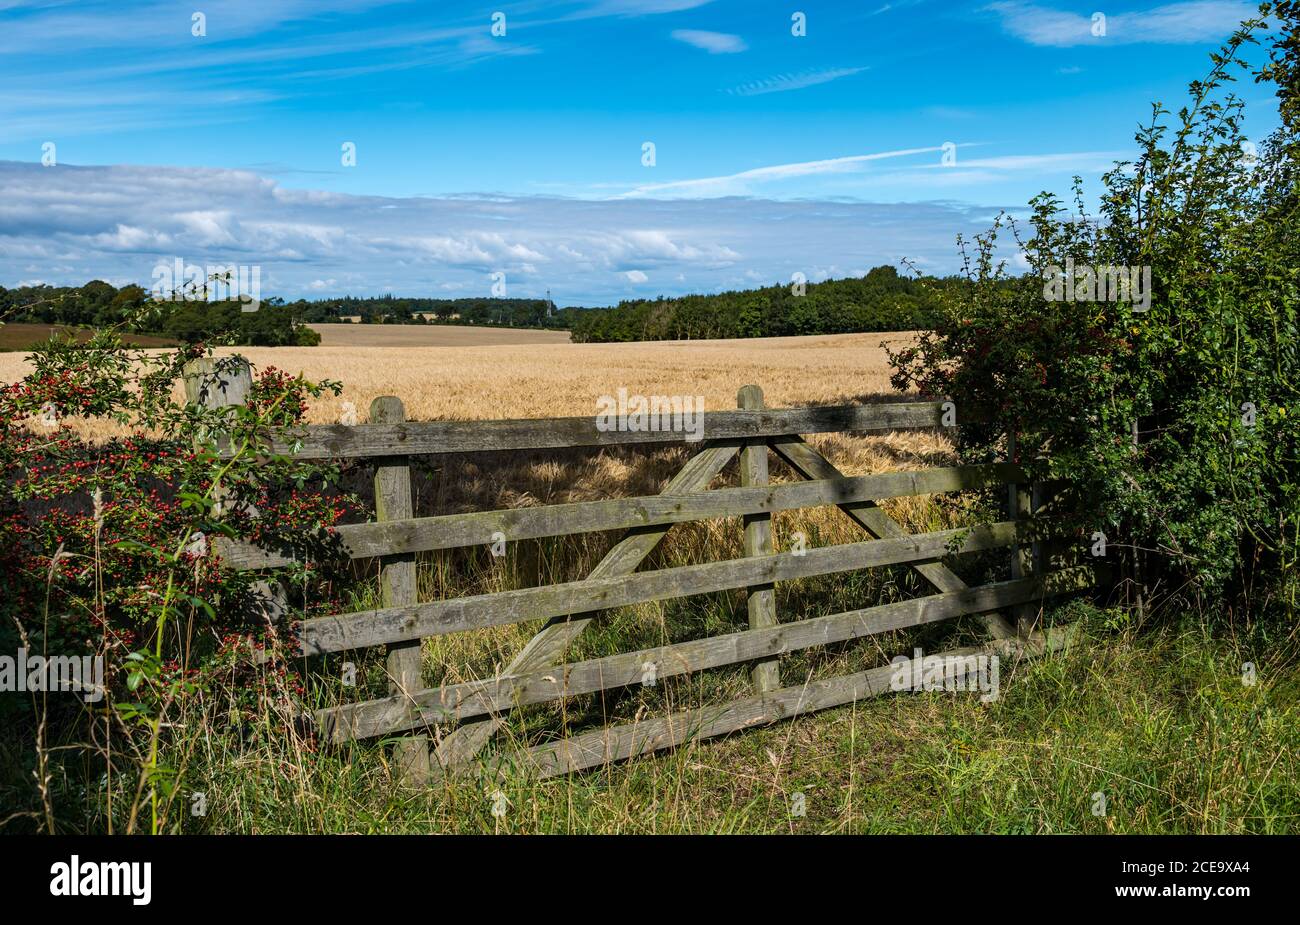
216 377 1093 784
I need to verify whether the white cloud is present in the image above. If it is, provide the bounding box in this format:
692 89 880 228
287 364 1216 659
0 160 1015 305
726 66 867 96
671 29 747 54
986 1 1256 47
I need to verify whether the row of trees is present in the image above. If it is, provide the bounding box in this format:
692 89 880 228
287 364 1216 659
568 266 956 342
0 281 319 346
290 294 578 329
3 269 966 346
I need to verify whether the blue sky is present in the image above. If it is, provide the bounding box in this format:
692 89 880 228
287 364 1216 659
0 0 1280 305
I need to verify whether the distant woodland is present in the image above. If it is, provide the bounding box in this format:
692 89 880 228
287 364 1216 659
567 266 951 342
1 265 960 347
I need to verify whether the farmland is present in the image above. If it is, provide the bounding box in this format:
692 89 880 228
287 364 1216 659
307 322 572 348
0 322 176 351
0 331 919 437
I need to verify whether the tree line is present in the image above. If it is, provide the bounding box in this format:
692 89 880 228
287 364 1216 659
290 294 581 329
567 266 960 342
0 280 319 346
3 267 981 347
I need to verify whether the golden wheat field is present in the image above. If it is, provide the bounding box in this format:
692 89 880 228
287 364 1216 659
308 322 573 348
0 327 950 572
1 329 952 537
0 330 922 430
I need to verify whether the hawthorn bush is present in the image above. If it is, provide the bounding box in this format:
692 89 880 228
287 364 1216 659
890 7 1299 623
0 326 355 832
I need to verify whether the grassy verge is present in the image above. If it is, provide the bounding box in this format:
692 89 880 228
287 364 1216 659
146 603 1290 834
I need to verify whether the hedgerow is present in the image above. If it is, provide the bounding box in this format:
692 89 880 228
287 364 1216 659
0 323 354 832
890 6 1298 623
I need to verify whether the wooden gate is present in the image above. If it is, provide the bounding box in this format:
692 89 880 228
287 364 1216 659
215 377 1094 784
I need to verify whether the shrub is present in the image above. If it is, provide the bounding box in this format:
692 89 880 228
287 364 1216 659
0 325 353 831
890 8 1299 622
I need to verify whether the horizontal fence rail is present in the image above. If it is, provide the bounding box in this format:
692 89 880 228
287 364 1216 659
319 566 1095 742
295 519 1069 654
220 462 1025 569
510 625 1078 780
239 400 971 460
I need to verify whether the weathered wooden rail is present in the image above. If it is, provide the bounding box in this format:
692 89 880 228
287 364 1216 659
203 362 1091 784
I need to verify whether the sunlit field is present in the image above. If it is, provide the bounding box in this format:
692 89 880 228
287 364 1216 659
0 330 919 432
308 322 572 348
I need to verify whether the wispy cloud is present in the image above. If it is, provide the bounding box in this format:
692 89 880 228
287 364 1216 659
725 66 867 96
588 0 717 12
986 1 1256 47
671 29 747 53
620 146 955 198
914 151 1127 171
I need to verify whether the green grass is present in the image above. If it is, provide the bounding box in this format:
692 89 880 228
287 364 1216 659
4 493 1296 834
147 603 1300 834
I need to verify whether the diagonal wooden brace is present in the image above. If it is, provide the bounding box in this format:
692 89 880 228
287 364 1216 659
429 440 742 775
768 434 1018 640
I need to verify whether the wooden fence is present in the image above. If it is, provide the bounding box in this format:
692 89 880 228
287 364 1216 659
200 360 1095 785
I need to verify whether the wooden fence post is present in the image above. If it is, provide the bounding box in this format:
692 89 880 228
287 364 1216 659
1130 417 1145 619
738 385 780 692
182 356 285 634
183 357 251 505
182 356 253 411
370 396 429 786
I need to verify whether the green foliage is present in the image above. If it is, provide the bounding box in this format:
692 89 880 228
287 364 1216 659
159 299 321 345
570 265 955 342
0 326 351 832
1 280 317 347
290 293 573 329
890 9 1298 620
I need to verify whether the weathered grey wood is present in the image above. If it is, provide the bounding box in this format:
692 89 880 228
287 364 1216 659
182 356 255 514
770 435 1019 640
242 401 968 460
182 356 253 411
1012 483 1047 633
738 385 780 692
247 579 289 666
297 520 1031 654
182 356 281 659
496 625 1078 780
218 463 1025 570
319 567 1096 741
371 396 428 785
430 441 742 772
